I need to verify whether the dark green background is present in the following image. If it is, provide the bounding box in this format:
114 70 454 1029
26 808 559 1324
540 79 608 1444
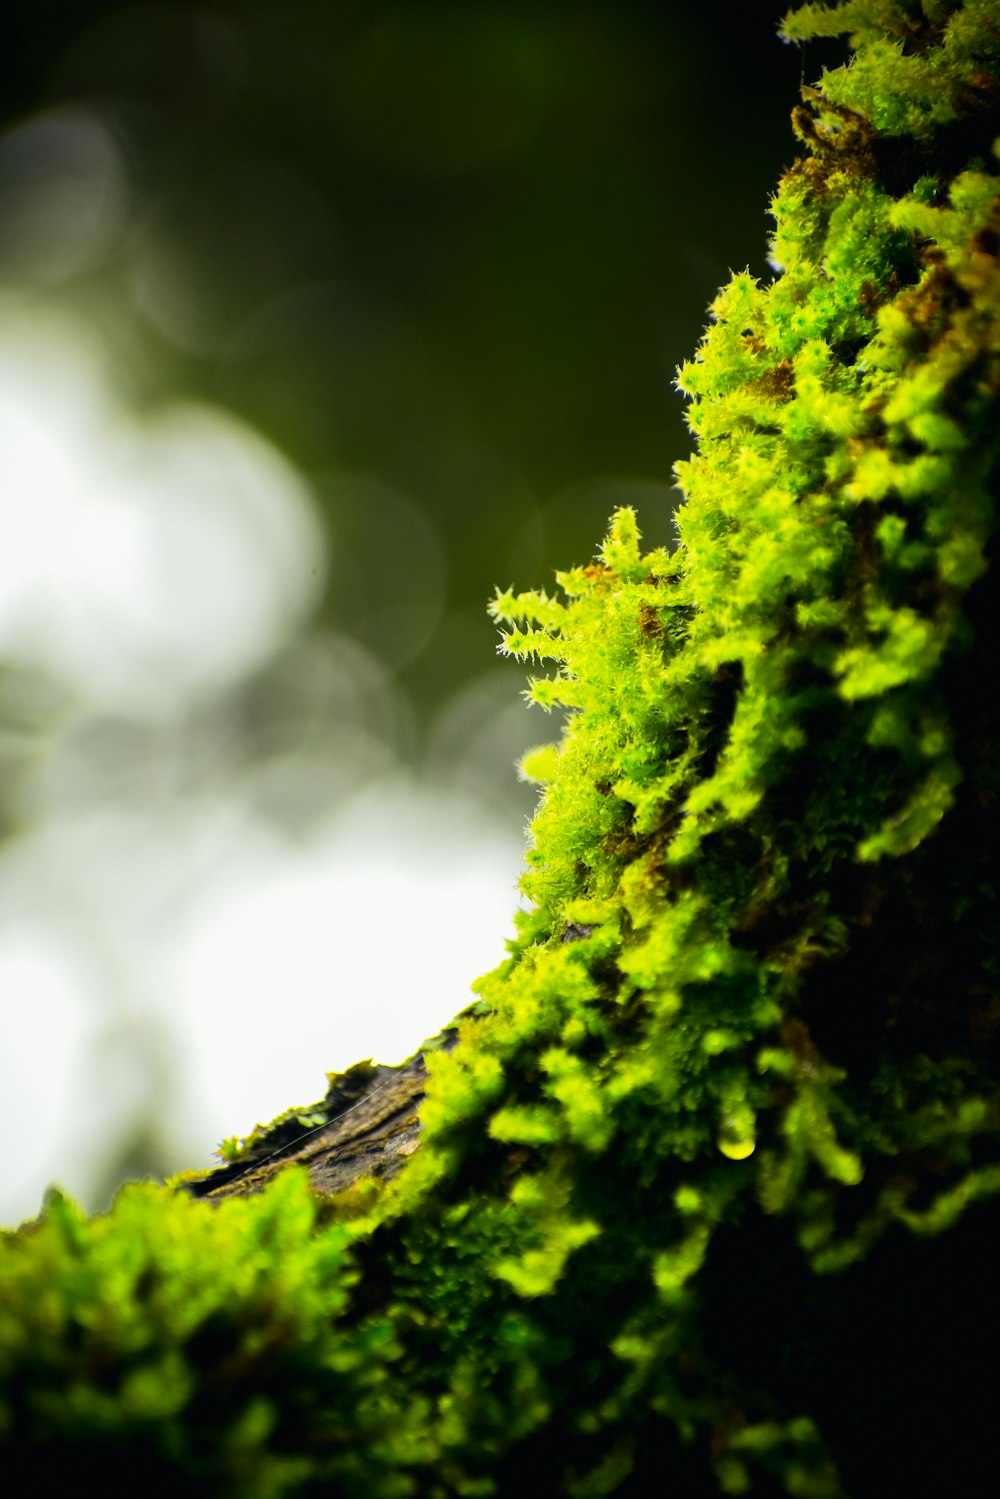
0 1 841 826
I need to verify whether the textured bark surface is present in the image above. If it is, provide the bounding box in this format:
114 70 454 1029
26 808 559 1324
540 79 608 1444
185 1051 437 1201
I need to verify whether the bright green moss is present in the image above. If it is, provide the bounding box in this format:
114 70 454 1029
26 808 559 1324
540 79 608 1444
0 1170 429 1494
2 3 999 1495
783 0 1000 137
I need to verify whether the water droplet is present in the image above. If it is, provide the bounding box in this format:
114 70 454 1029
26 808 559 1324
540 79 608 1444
717 1130 756 1161
717 1109 756 1161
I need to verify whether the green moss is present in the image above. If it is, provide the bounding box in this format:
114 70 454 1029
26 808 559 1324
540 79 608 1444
2 3 999 1494
0 1170 426 1495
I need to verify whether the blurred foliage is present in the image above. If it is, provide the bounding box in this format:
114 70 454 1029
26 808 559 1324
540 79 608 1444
0 3 840 1214
0 0 803 743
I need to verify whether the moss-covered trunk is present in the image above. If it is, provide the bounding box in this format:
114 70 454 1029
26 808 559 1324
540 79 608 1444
3 3 999 1495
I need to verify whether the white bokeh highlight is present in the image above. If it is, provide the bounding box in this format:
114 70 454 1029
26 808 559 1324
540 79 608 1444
0 310 525 1227
0 306 324 714
169 783 521 1145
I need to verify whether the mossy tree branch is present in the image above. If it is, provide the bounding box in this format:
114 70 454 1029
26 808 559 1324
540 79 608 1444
2 3 999 1494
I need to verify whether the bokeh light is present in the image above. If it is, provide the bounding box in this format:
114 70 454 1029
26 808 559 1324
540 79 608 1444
0 0 809 1223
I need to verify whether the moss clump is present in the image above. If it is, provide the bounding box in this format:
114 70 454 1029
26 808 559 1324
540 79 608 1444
2 3 999 1494
0 1171 426 1496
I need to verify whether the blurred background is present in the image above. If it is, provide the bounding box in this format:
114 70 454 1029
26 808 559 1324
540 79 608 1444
0 0 818 1224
